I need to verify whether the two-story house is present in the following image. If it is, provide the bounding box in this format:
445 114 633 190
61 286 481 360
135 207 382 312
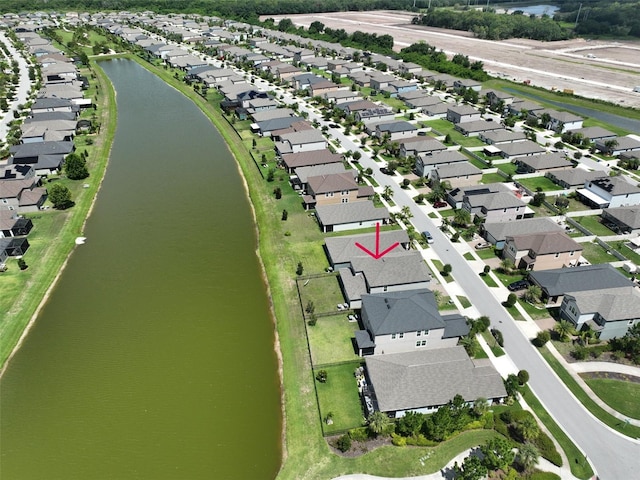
275 130 327 155
503 231 583 271
354 289 469 356
577 175 640 208
560 286 640 340
304 172 371 209
462 191 531 223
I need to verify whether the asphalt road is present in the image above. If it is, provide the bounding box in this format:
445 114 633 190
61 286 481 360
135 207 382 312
0 31 32 141
294 105 640 479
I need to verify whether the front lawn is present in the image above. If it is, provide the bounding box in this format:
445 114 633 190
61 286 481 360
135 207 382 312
516 176 560 192
307 314 361 366
580 241 618 265
476 248 500 260
583 377 640 420
315 362 365 435
457 295 472 308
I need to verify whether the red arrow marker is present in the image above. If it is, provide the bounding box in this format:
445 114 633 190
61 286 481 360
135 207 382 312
355 222 400 260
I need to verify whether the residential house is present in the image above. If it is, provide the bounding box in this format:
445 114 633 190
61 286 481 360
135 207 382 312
567 126 616 143
432 162 483 189
514 152 573 174
309 80 341 97
31 98 78 116
373 121 417 141
382 80 418 97
324 230 410 270
0 209 33 238
595 136 640 156
546 168 602 189
315 200 390 234
275 130 327 155
446 105 481 124
304 172 370 209
399 137 447 159
479 129 527 145
291 73 326 91
416 150 469 177
509 99 544 117
486 90 514 110
482 217 563 249
355 289 469 356
397 62 422 76
601 206 640 234
533 109 583 133
453 79 482 93
251 108 296 123
338 251 431 308
577 175 640 208
455 120 503 137
499 140 546 159
41 62 77 84
404 95 441 109
254 116 304 136
528 264 633 306
503 231 583 271
355 107 395 125
0 176 47 213
0 237 30 262
560 286 640 340
280 149 342 172
447 182 510 209
338 100 380 115
422 102 450 118
369 74 396 91
292 163 350 191
364 347 507 417
323 90 361 105
462 191 531 223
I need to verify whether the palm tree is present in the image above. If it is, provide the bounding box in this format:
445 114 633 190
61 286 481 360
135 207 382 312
459 335 479 357
401 205 413 221
514 415 540 442
382 185 393 201
604 139 619 155
453 208 471 227
522 285 542 304
499 258 515 274
367 411 390 436
555 319 576 342
517 442 540 473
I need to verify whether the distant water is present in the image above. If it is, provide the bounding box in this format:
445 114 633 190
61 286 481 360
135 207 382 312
0 59 281 480
508 5 559 16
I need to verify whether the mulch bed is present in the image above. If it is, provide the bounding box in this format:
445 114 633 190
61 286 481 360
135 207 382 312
579 371 640 384
326 434 392 457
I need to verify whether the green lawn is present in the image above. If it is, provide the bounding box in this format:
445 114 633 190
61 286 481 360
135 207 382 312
520 386 594 480
482 172 506 184
496 162 517 176
572 215 615 237
539 347 640 440
457 295 472 308
422 119 485 147
480 273 499 288
505 304 525 321
476 247 500 260
315 362 365 435
580 241 618 265
614 241 640 265
468 155 490 170
583 378 640 420
298 275 345 315
463 252 474 261
518 299 551 320
481 330 505 357
440 209 456 218
307 314 361 366
432 259 454 283
517 176 561 192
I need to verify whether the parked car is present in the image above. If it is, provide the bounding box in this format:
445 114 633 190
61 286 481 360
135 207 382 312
475 241 491 250
433 201 448 208
422 231 434 244
507 279 530 291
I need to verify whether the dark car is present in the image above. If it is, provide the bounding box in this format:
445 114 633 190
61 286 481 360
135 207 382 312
433 201 448 208
328 123 340 128
507 279 530 291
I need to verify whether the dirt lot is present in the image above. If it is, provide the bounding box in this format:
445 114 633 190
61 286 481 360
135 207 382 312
268 10 640 108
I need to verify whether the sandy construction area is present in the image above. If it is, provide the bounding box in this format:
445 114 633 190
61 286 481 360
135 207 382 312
269 10 640 109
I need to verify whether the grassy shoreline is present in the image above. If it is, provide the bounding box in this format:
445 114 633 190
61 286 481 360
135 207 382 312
0 58 117 374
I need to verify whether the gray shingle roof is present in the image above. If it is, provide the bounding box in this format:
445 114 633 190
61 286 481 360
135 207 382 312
442 314 471 338
315 200 390 227
516 152 573 171
308 172 358 194
325 230 409 266
419 150 468 166
465 191 525 210
483 217 563 243
481 129 527 144
507 231 582 255
295 163 348 184
499 140 546 157
529 264 632 297
436 162 482 179
602 206 640 230
351 251 431 288
589 176 640 196
365 347 507 413
566 286 640 322
281 149 342 169
362 289 444 336
547 168 601 187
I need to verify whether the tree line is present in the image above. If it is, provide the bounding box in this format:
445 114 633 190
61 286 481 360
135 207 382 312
556 0 640 38
412 8 573 41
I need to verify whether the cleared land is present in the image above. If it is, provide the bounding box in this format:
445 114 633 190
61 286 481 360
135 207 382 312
273 10 640 108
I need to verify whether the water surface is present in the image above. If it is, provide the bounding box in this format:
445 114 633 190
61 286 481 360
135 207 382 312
0 58 281 480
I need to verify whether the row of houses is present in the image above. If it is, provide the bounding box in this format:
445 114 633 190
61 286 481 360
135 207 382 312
1 28 93 264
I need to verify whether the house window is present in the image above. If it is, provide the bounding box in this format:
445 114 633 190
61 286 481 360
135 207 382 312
416 331 421 337
415 340 426 347
341 190 349 196
555 253 560 258
341 198 348 203
416 341 421 347
1 199 7 204
399 333 404 339
391 334 396 340
383 286 388 292
423 330 429 336
629 320 635 326
503 208 507 212
570 251 575 256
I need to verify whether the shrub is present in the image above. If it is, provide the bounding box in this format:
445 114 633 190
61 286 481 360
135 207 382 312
517 370 529 385
296 262 304 276
571 346 588 360
505 293 517 307
307 314 317 326
483 265 491 276
534 330 551 347
281 209 288 221
534 431 563 467
348 427 369 442
442 264 452 276
391 433 407 446
335 434 351 452
401 178 410 188
482 411 495 430
315 370 327 383
492 328 504 347
273 187 282 199
17 258 27 270
404 434 438 447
